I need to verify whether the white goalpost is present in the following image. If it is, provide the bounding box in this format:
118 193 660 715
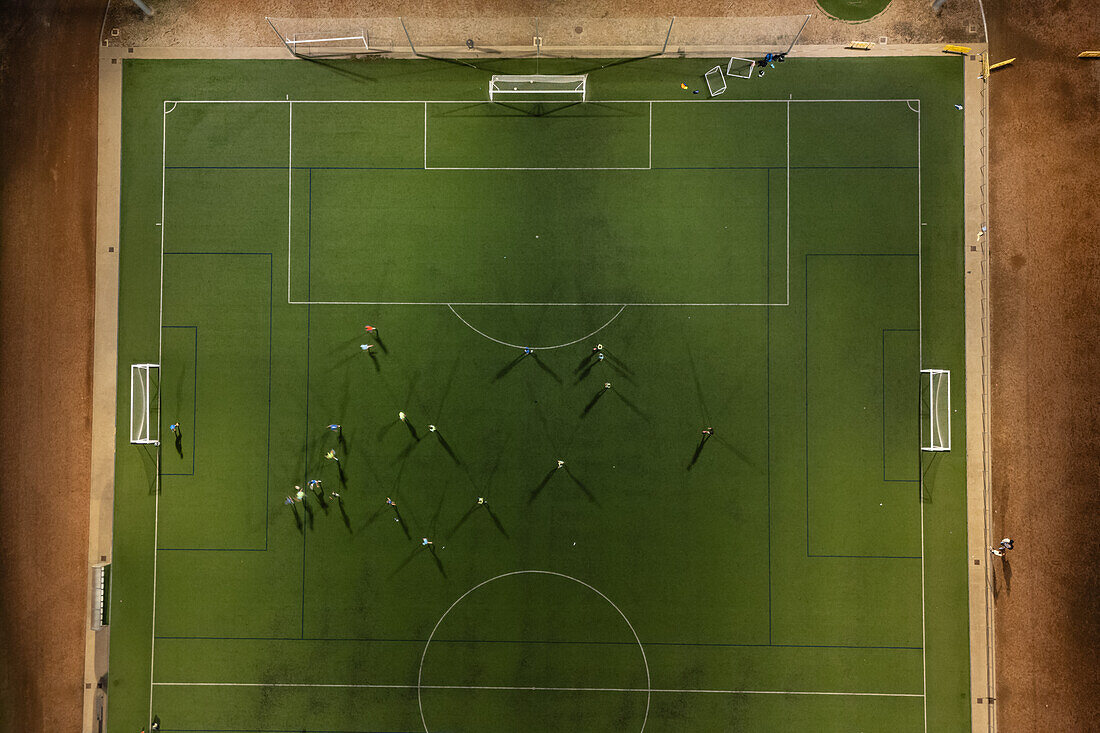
921 369 951 452
130 363 160 445
726 56 757 79
489 74 588 102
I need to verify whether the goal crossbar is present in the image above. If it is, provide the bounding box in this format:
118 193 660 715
921 368 951 452
490 74 588 102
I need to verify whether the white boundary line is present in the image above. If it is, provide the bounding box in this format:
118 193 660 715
287 99 293 304
148 99 173 730
915 99 929 733
166 98 921 104
151 681 923 698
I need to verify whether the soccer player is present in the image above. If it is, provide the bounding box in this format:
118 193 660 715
477 497 486 506
604 382 611 390
398 411 407 422
169 422 181 436
364 325 377 334
325 449 339 462
557 460 565 469
702 427 714 437
386 497 396 507
428 424 437 432
327 423 340 432
422 537 434 547
295 486 306 502
360 343 374 352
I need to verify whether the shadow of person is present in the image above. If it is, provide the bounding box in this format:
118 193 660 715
404 419 420 442
486 506 510 538
291 504 303 533
581 389 607 417
427 546 447 578
337 464 348 487
336 497 351 532
369 350 381 372
687 435 710 470
493 353 526 382
303 500 314 530
528 468 557 504
1002 556 1012 593
532 353 562 384
435 432 460 465
565 467 599 506
174 431 184 459
374 332 389 354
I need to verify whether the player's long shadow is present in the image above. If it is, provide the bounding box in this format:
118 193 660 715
574 360 599 384
485 506 510 538
532 354 562 384
391 546 447 579
336 463 349 488
450 505 479 536
314 489 329 515
613 390 648 420
708 433 753 467
367 351 382 373
290 505 303 533
604 351 635 376
174 431 184 459
303 500 315 530
493 353 526 382
434 432 461 465
528 468 557 504
372 332 389 354
687 435 710 471
403 419 421 442
1001 556 1012 594
335 497 351 532
565 468 599 506
581 389 608 417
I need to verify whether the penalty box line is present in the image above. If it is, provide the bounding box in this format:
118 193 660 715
151 681 923 698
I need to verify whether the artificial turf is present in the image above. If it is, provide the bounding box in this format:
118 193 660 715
108 54 969 732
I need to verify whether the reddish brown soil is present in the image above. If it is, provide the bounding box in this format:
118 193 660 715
0 2 1096 733
985 1 1100 731
0 1 100 732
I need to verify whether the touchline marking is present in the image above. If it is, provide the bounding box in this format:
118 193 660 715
916 101 929 733
151 681 923 698
447 304 627 351
166 98 921 105
288 301 789 307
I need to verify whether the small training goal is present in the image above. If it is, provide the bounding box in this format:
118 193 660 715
489 74 588 102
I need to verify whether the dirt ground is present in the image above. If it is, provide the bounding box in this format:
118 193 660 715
983 0 1100 730
0 1 1095 732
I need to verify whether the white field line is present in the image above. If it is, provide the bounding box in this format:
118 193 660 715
151 681 924 698
165 98 921 105
786 97 791 306
149 99 171 731
916 99 929 733
287 99 293 304
286 300 789 307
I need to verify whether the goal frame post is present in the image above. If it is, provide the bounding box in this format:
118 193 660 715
489 74 588 102
921 368 951 452
130 363 160 446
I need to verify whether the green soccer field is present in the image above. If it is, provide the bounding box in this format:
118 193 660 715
108 55 970 732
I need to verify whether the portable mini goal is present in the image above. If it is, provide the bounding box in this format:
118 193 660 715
727 57 757 79
489 74 588 102
130 363 160 445
921 368 951 452
704 66 727 96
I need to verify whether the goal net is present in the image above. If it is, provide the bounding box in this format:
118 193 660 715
130 363 160 445
921 369 951 452
726 57 756 79
490 74 588 102
267 18 372 58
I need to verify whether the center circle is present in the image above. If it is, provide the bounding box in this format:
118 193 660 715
417 570 651 732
